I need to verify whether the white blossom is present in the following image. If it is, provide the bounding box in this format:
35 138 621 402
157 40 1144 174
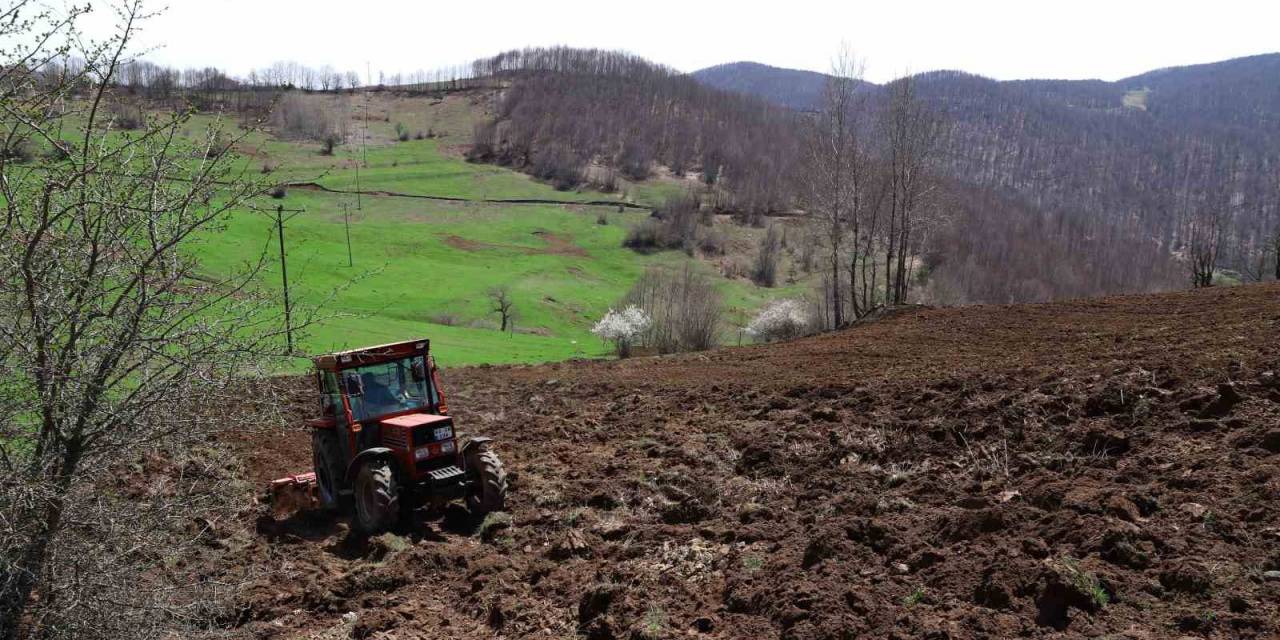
746 299 808 342
591 306 651 356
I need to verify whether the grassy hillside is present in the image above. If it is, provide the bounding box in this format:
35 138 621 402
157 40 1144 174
186 92 804 368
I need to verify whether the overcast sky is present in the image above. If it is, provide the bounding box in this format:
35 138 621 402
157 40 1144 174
98 0 1279 83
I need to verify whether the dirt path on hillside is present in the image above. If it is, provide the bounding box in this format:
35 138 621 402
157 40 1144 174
439 230 589 258
285 180 649 210
216 283 1280 639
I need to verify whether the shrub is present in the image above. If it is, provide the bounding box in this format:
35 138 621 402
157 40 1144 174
622 265 722 353
753 223 783 286
698 229 726 256
320 133 339 156
746 299 809 343
269 185 287 199
1 138 35 163
622 218 663 252
622 192 708 255
596 212 608 226
530 144 582 190
394 122 409 142
591 305 651 358
43 141 72 162
721 257 750 280
108 101 143 130
204 132 230 159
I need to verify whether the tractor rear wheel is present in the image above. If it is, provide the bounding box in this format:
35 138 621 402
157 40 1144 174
353 460 400 534
312 430 346 512
466 443 508 515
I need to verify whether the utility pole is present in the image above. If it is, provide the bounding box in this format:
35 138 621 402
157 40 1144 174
343 201 353 267
273 204 306 353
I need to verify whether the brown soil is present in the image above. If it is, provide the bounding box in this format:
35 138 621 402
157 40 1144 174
219 283 1280 639
440 230 589 257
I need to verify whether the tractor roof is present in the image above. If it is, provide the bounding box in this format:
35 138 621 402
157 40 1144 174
312 338 430 370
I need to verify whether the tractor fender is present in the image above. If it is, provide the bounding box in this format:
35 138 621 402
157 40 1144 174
346 447 398 484
461 437 494 457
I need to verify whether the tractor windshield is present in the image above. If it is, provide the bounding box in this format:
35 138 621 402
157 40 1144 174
343 355 436 422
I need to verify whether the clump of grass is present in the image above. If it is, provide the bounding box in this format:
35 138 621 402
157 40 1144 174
1201 509 1218 531
638 605 666 639
742 554 765 572
375 532 410 553
479 511 512 541
1062 558 1109 608
903 586 926 607
564 507 586 526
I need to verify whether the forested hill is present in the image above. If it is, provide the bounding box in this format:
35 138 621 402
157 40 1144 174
693 54 1280 121
463 48 1279 305
692 54 1280 290
691 62 833 111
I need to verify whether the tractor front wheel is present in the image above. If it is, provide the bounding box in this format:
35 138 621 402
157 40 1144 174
466 443 508 515
353 460 400 534
312 430 346 512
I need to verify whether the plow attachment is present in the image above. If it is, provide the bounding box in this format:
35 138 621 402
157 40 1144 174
268 471 318 518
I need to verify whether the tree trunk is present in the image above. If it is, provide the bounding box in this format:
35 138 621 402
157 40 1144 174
830 242 843 327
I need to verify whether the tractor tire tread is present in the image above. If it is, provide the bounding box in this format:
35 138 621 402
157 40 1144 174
468 445 508 514
312 430 345 512
354 460 399 534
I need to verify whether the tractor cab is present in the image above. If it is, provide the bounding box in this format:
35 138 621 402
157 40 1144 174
304 339 507 534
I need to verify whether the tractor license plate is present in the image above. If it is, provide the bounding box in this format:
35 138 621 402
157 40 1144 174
433 427 451 441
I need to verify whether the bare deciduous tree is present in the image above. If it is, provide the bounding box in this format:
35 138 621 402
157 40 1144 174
804 46 866 327
882 73 945 306
0 3 291 637
488 286 516 333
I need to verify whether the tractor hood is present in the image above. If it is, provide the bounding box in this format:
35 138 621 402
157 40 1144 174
381 413 451 429
379 412 456 451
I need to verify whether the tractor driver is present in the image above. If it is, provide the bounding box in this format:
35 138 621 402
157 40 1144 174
359 372 414 417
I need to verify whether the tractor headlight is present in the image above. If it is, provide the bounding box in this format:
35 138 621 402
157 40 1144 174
414 447 430 461
440 440 456 454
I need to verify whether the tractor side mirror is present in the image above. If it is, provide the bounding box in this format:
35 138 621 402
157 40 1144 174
411 359 426 382
341 372 364 396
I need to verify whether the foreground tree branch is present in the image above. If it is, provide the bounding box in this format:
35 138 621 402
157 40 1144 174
0 3 297 637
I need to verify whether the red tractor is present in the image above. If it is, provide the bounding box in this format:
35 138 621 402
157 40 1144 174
291 338 507 534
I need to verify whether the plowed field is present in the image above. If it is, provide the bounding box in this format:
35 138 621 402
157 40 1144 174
220 283 1280 639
